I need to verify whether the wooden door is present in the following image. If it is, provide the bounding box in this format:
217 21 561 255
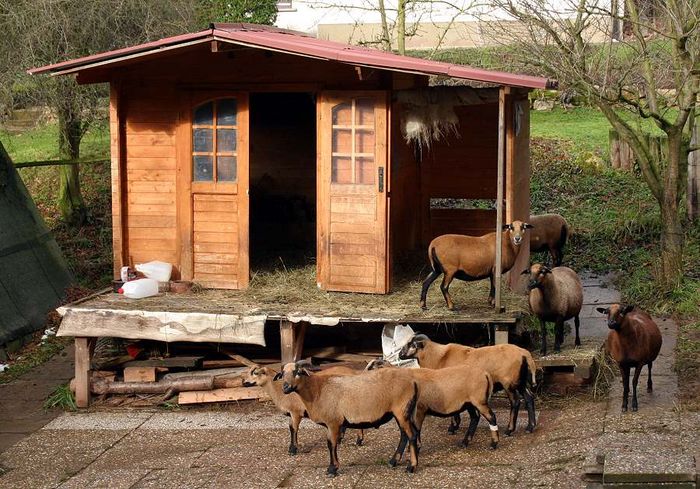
317 92 389 293
178 92 249 289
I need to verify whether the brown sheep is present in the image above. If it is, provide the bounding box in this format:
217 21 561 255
420 221 534 310
398 334 537 435
242 365 365 455
528 214 569 266
596 304 662 412
281 362 421 476
524 264 583 355
389 364 499 467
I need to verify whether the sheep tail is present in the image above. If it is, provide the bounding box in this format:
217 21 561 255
522 354 538 389
560 223 569 249
428 246 443 274
406 381 420 435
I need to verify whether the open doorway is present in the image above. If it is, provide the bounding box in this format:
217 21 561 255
249 92 317 270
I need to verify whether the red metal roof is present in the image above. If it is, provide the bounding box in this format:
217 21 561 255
28 23 554 89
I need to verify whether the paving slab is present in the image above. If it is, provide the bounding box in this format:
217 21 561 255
45 411 153 431
57 467 150 489
603 452 696 483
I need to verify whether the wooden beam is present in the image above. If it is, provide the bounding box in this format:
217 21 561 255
74 337 92 408
280 320 294 365
494 86 508 312
178 386 269 404
123 367 157 382
293 322 308 361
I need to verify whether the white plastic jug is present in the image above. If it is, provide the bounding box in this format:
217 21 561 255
135 261 172 282
119 278 159 299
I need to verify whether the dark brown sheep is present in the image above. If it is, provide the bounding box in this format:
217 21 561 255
528 214 569 266
596 304 662 412
420 221 533 310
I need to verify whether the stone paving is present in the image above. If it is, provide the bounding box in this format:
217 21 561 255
0 274 696 488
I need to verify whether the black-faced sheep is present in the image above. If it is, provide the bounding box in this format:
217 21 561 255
596 304 662 412
281 362 420 476
524 263 583 355
528 214 569 266
420 221 534 310
398 334 537 435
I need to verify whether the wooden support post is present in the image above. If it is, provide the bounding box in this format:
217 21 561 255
280 320 308 365
494 324 509 345
689 123 699 221
494 86 508 312
74 337 93 408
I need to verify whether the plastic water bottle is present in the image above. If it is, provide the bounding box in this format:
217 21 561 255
118 278 159 299
135 261 173 282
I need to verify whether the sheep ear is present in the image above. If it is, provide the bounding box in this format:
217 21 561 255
413 333 429 347
273 372 283 381
542 266 552 274
298 368 310 377
595 307 609 314
521 268 530 275
524 223 535 229
622 305 635 315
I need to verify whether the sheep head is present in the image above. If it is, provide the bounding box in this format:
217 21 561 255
503 220 534 246
596 304 635 331
398 334 430 360
242 366 275 387
281 362 311 394
522 263 552 291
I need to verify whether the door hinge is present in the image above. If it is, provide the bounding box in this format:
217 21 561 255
378 167 384 193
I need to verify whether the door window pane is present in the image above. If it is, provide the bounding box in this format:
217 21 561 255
218 99 238 125
332 103 352 125
355 130 374 154
194 102 214 125
332 156 352 184
193 128 213 152
217 129 237 153
217 156 237 182
332 129 352 154
356 157 375 184
194 155 213 181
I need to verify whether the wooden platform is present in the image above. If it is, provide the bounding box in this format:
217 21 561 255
57 280 526 408
533 339 602 391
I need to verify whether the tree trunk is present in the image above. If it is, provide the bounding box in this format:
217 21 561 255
57 103 87 225
658 131 684 289
397 0 406 55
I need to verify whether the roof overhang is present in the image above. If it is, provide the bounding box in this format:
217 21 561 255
28 23 556 90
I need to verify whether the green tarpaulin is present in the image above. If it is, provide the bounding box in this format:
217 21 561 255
0 142 72 345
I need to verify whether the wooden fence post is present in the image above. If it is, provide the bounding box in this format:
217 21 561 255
689 124 699 221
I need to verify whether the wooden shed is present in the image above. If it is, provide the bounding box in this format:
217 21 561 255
31 23 552 297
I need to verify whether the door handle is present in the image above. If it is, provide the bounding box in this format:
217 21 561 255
378 167 384 193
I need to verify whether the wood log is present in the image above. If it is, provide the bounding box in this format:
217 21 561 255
123 356 203 368
162 367 246 381
178 386 269 404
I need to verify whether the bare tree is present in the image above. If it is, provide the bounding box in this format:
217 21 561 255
481 0 699 289
0 0 194 225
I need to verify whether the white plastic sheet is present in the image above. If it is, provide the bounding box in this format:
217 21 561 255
381 324 419 368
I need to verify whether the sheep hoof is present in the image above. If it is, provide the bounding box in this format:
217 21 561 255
632 403 638 412
288 446 297 456
406 465 415 474
525 425 535 433
356 439 363 446
490 442 498 450
326 466 338 477
388 458 398 468
621 405 628 413
458 440 468 449
504 429 513 437
447 426 457 435
420 303 427 310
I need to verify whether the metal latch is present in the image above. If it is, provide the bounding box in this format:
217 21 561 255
378 167 384 193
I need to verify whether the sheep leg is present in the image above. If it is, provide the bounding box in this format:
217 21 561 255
460 404 480 448
394 416 419 473
473 403 499 449
325 425 341 477
440 272 456 310
288 412 302 455
523 387 537 433
356 429 364 446
647 363 653 393
620 365 630 412
574 316 581 347
540 319 548 355
420 269 441 309
631 365 642 412
554 319 564 352
488 275 496 307
447 414 461 434
391 409 425 465
504 390 520 436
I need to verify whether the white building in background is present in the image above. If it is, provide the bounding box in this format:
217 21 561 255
275 0 620 49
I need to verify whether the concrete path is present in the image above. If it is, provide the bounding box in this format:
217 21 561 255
0 345 74 453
